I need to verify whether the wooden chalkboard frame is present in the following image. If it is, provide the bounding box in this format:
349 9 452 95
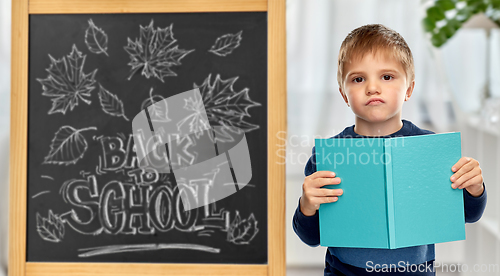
9 0 286 275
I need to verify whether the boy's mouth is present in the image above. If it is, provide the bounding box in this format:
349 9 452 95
366 98 385 106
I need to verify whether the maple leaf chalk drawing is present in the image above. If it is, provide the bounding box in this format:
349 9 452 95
37 45 97 115
36 210 65 243
124 20 194 82
188 74 261 143
227 211 258 245
85 19 109 56
43 126 97 165
176 91 211 140
97 84 129 121
209 31 243 57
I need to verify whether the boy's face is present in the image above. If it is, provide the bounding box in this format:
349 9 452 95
339 51 414 124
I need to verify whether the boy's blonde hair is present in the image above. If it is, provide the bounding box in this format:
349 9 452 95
337 24 414 93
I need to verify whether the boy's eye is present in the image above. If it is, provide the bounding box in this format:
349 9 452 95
383 75 393 80
353 77 363 83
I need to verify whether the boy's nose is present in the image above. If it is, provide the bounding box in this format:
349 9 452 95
365 80 380 95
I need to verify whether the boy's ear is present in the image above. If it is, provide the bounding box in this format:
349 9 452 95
339 87 350 107
404 80 415 101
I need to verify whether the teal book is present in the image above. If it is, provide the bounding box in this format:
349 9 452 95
315 132 465 249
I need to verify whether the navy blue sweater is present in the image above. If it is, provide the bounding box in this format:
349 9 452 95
292 119 487 275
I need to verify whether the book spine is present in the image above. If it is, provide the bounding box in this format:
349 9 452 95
384 139 396 249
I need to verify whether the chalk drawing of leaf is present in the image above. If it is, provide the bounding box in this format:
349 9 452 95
124 20 194 82
98 84 129 121
176 92 210 138
209 31 243 57
227 212 258 245
37 44 97 115
36 210 65 243
141 88 171 122
180 74 260 142
43 125 97 165
85 19 109 56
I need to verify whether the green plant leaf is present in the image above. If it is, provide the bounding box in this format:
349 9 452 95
422 17 437 32
436 0 457 10
431 30 447 47
475 2 488 12
456 7 473 22
465 0 487 12
424 0 500 47
481 2 488 11
427 6 446 21
442 23 456 38
465 0 482 5
491 0 500 9
448 18 462 30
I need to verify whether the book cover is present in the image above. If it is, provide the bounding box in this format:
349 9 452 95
315 132 465 249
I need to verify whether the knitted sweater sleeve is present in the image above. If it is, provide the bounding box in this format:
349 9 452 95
463 182 487 223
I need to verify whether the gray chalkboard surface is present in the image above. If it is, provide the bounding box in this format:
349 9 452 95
27 12 267 264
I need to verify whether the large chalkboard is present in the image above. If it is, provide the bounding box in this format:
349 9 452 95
27 12 267 264
11 1 285 275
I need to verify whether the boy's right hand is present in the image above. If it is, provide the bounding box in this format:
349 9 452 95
300 171 343 216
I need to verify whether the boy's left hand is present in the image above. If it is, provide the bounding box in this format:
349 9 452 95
451 157 484 197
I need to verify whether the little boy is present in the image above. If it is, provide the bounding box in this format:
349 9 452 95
292 24 487 275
